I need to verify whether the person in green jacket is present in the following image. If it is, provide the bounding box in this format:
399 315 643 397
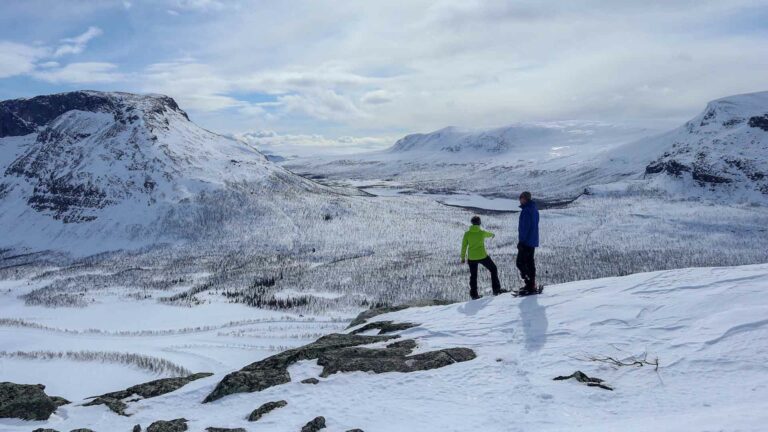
461 215 502 299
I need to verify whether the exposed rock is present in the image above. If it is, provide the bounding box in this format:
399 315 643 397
205 334 396 402
350 321 418 335
0 382 60 420
346 429 365 432
32 429 59 432
147 418 188 432
247 400 288 421
748 114 768 131
318 343 476 377
301 378 320 384
133 425 142 432
50 396 71 407
206 428 246 432
70 429 95 432
347 300 455 328
301 416 326 432
84 372 212 415
553 371 613 391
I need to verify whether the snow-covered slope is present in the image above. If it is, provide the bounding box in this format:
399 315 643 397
284 121 654 202
593 91 768 200
286 91 768 205
4 263 767 431
389 122 650 161
0 91 322 252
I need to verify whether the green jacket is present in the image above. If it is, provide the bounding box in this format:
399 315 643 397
461 225 495 261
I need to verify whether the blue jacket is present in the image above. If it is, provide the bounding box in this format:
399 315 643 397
518 201 539 247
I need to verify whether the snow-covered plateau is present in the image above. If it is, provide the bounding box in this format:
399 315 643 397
2 264 767 431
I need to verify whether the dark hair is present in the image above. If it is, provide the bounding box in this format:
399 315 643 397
520 191 532 200
471 215 481 225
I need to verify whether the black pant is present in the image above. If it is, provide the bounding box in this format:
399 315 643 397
468 256 501 298
516 244 536 287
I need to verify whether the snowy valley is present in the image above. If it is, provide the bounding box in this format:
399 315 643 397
1 90 768 432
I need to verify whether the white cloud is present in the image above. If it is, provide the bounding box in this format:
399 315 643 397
32 62 123 84
53 26 103 57
361 89 394 105
236 130 394 156
0 41 48 78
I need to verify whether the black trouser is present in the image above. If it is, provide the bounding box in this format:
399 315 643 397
516 244 536 287
468 256 501 298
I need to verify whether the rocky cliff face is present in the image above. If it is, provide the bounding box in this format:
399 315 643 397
642 92 768 196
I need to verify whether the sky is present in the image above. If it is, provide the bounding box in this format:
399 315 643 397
1 0 768 154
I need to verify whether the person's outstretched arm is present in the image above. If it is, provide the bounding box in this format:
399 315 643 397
461 233 469 263
483 230 495 239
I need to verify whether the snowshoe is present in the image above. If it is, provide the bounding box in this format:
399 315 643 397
512 284 544 297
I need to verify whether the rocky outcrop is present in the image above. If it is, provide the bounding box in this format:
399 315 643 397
0 91 188 139
31 429 59 432
317 340 475 377
0 382 67 420
350 321 418 335
84 372 212 415
347 300 455 328
301 378 320 384
147 418 188 432
301 416 326 432
247 400 288 421
204 334 396 403
206 428 246 432
70 429 95 432
205 332 476 403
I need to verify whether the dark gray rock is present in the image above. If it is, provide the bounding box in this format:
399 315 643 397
205 428 246 432
32 429 59 432
205 334 396 402
347 300 455 328
0 91 188 138
147 418 188 432
133 425 142 432
350 321 418 335
318 343 476 377
84 372 212 415
50 396 71 407
553 371 613 391
70 429 95 432
0 382 59 420
301 378 320 385
346 429 365 432
247 400 288 421
301 416 326 432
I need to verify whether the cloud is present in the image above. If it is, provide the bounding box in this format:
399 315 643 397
32 62 123 84
361 89 394 105
2 0 768 152
53 26 103 57
236 130 394 156
0 42 48 78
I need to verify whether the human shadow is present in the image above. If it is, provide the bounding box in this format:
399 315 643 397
519 295 548 351
457 297 492 316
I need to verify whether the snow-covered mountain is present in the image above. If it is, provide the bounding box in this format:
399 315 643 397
389 122 650 159
285 91 768 205
0 91 322 251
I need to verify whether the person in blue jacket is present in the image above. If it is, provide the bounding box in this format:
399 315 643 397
516 191 539 295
